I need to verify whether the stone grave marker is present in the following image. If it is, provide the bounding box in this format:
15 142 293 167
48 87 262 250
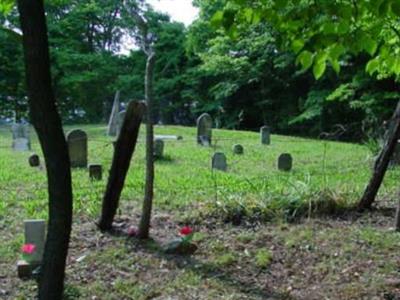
154 139 164 159
89 164 102 180
11 123 31 151
67 129 88 168
278 153 293 171
24 219 46 265
28 154 40 167
232 144 244 155
212 152 227 171
107 91 120 136
197 113 212 146
260 126 271 145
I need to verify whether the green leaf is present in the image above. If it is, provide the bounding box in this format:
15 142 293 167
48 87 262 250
330 59 341 74
313 52 327 79
366 58 380 75
296 50 314 70
210 11 224 28
379 0 391 16
361 35 378 56
0 0 14 15
291 39 304 54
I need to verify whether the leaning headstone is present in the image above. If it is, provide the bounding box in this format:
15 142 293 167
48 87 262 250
260 126 271 145
278 153 293 171
116 110 126 137
197 113 212 146
11 123 31 151
24 220 46 265
232 144 244 155
212 152 227 171
88 164 102 180
28 154 40 167
154 139 164 159
107 91 121 136
67 129 88 168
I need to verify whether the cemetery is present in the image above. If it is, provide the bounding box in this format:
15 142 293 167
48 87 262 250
2 0 400 299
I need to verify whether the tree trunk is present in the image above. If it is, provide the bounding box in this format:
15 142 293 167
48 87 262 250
138 52 156 239
395 198 400 231
98 101 146 231
358 101 400 210
17 1 73 299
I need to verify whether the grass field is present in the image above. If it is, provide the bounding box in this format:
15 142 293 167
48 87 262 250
1 124 400 299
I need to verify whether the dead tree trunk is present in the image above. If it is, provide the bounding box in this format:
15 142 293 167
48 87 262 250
358 101 400 210
98 101 146 231
17 0 73 299
138 52 156 239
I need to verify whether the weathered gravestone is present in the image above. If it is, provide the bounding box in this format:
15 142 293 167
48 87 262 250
107 91 121 136
197 113 212 146
67 129 88 168
28 154 40 167
154 139 164 159
116 111 126 137
212 152 227 171
260 126 271 145
89 164 102 180
11 123 31 151
232 144 244 155
18 219 46 278
278 153 293 171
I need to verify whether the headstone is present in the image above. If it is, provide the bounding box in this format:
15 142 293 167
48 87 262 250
28 154 40 167
232 144 244 155
155 135 183 141
154 139 164 159
11 123 30 151
260 126 271 145
278 153 293 171
116 111 126 137
67 129 88 168
197 113 212 146
24 219 46 265
212 152 227 171
107 91 121 136
88 164 102 180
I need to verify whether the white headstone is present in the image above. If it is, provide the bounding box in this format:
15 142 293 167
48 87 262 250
11 123 30 151
260 126 271 145
197 113 212 146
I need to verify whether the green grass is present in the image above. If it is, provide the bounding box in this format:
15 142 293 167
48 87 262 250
2 124 400 299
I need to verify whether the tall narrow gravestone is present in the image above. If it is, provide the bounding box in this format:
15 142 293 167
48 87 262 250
107 91 120 136
24 219 46 265
212 152 227 171
11 123 31 151
154 139 164 159
260 126 271 145
67 129 88 168
197 113 213 146
278 153 293 171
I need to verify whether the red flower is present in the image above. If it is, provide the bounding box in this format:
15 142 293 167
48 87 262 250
179 226 193 236
21 243 36 254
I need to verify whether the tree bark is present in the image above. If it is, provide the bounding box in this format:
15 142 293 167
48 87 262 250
358 101 400 210
98 101 146 231
17 1 73 299
395 199 400 231
138 52 156 239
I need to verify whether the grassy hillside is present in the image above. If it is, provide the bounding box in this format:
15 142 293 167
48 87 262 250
1 124 400 299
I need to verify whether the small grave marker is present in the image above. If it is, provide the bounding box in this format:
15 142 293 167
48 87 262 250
67 129 88 168
28 154 40 167
11 123 30 151
212 152 227 171
154 139 164 159
232 144 244 155
260 126 271 145
89 164 102 180
24 219 46 265
278 153 293 171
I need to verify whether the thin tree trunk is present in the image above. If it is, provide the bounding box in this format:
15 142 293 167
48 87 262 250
17 1 73 299
98 101 146 231
138 52 156 239
395 198 400 231
358 101 400 210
